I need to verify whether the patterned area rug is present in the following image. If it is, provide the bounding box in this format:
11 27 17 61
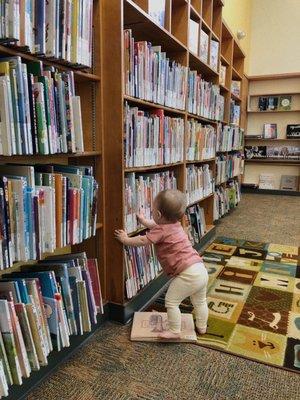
149 237 300 374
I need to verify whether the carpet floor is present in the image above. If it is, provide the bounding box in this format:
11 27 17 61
28 194 300 400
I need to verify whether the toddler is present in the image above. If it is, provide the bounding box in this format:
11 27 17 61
115 189 208 339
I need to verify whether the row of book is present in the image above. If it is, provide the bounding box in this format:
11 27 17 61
216 154 244 185
186 121 216 161
214 180 241 220
124 243 161 299
0 164 98 269
188 21 219 71
0 57 84 156
230 100 241 126
186 164 214 205
0 252 103 397
188 71 225 121
184 205 207 247
124 103 184 168
216 125 244 153
123 29 187 110
244 146 300 160
0 0 93 67
124 171 177 233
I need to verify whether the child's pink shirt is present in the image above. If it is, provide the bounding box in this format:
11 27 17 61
146 222 203 276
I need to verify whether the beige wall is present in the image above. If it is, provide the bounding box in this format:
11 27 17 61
249 0 300 75
222 0 252 73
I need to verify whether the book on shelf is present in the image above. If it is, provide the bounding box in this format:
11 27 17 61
258 96 279 111
230 100 240 125
280 175 299 191
286 124 300 139
219 65 226 86
258 174 275 190
209 40 219 71
278 96 292 111
216 153 243 184
216 125 244 152
184 204 207 246
231 80 241 97
0 164 98 269
0 252 103 396
199 30 209 64
189 20 199 55
0 58 84 156
185 164 214 205
0 0 93 67
124 243 162 299
188 70 224 121
124 103 184 168
263 123 277 139
123 30 187 110
148 0 166 27
186 120 216 161
214 180 240 220
125 171 177 233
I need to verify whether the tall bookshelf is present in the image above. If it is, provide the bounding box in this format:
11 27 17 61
102 0 246 322
243 73 300 195
0 2 106 399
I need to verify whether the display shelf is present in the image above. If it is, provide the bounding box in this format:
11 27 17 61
245 159 300 165
187 192 215 207
241 186 300 196
124 162 183 172
244 138 300 142
124 95 186 115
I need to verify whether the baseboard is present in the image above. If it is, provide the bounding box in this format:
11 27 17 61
242 187 300 196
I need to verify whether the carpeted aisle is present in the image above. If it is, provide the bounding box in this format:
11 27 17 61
28 194 300 400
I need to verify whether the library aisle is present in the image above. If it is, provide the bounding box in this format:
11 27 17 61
28 193 300 400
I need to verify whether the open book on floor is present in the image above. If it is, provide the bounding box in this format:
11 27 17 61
130 312 197 343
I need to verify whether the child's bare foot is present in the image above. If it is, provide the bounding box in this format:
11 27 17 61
158 330 181 340
196 326 207 335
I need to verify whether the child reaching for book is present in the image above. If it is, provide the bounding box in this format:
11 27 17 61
114 189 208 339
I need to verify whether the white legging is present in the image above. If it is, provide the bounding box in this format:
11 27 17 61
165 263 208 333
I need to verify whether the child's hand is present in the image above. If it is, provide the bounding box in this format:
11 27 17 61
136 213 145 223
114 229 129 244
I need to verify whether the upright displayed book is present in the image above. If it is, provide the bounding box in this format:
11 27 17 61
199 30 209 63
263 124 277 139
210 40 219 71
148 0 166 27
259 174 275 189
189 20 199 55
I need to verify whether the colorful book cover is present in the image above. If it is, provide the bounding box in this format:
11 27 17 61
0 331 13 386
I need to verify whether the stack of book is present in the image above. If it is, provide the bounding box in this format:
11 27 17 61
216 154 244 184
214 180 241 220
185 164 214 205
123 30 187 110
0 58 84 156
186 120 216 161
0 164 98 269
124 171 177 233
184 205 207 246
216 125 244 152
0 1 93 66
244 146 300 160
124 243 161 299
124 103 184 168
0 252 103 396
188 70 224 121
230 100 240 125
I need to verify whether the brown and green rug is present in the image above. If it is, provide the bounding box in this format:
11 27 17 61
149 237 300 374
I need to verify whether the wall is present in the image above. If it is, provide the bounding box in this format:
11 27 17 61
249 0 300 75
222 0 252 73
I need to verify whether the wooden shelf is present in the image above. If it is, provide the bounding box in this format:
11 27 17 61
0 44 100 82
124 162 183 173
189 51 219 77
242 186 300 196
187 112 219 124
245 159 300 165
124 0 187 52
245 137 300 142
232 67 243 81
124 95 186 115
220 54 230 66
0 151 101 162
220 83 229 92
186 157 216 164
187 192 214 207
231 93 242 102
248 109 300 113
248 91 300 97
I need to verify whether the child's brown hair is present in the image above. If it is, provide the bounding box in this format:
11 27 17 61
155 189 187 222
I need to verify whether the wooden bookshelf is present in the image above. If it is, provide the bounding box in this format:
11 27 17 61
1 2 107 399
102 0 246 323
244 74 300 192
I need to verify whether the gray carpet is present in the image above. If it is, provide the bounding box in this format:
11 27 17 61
28 194 300 400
